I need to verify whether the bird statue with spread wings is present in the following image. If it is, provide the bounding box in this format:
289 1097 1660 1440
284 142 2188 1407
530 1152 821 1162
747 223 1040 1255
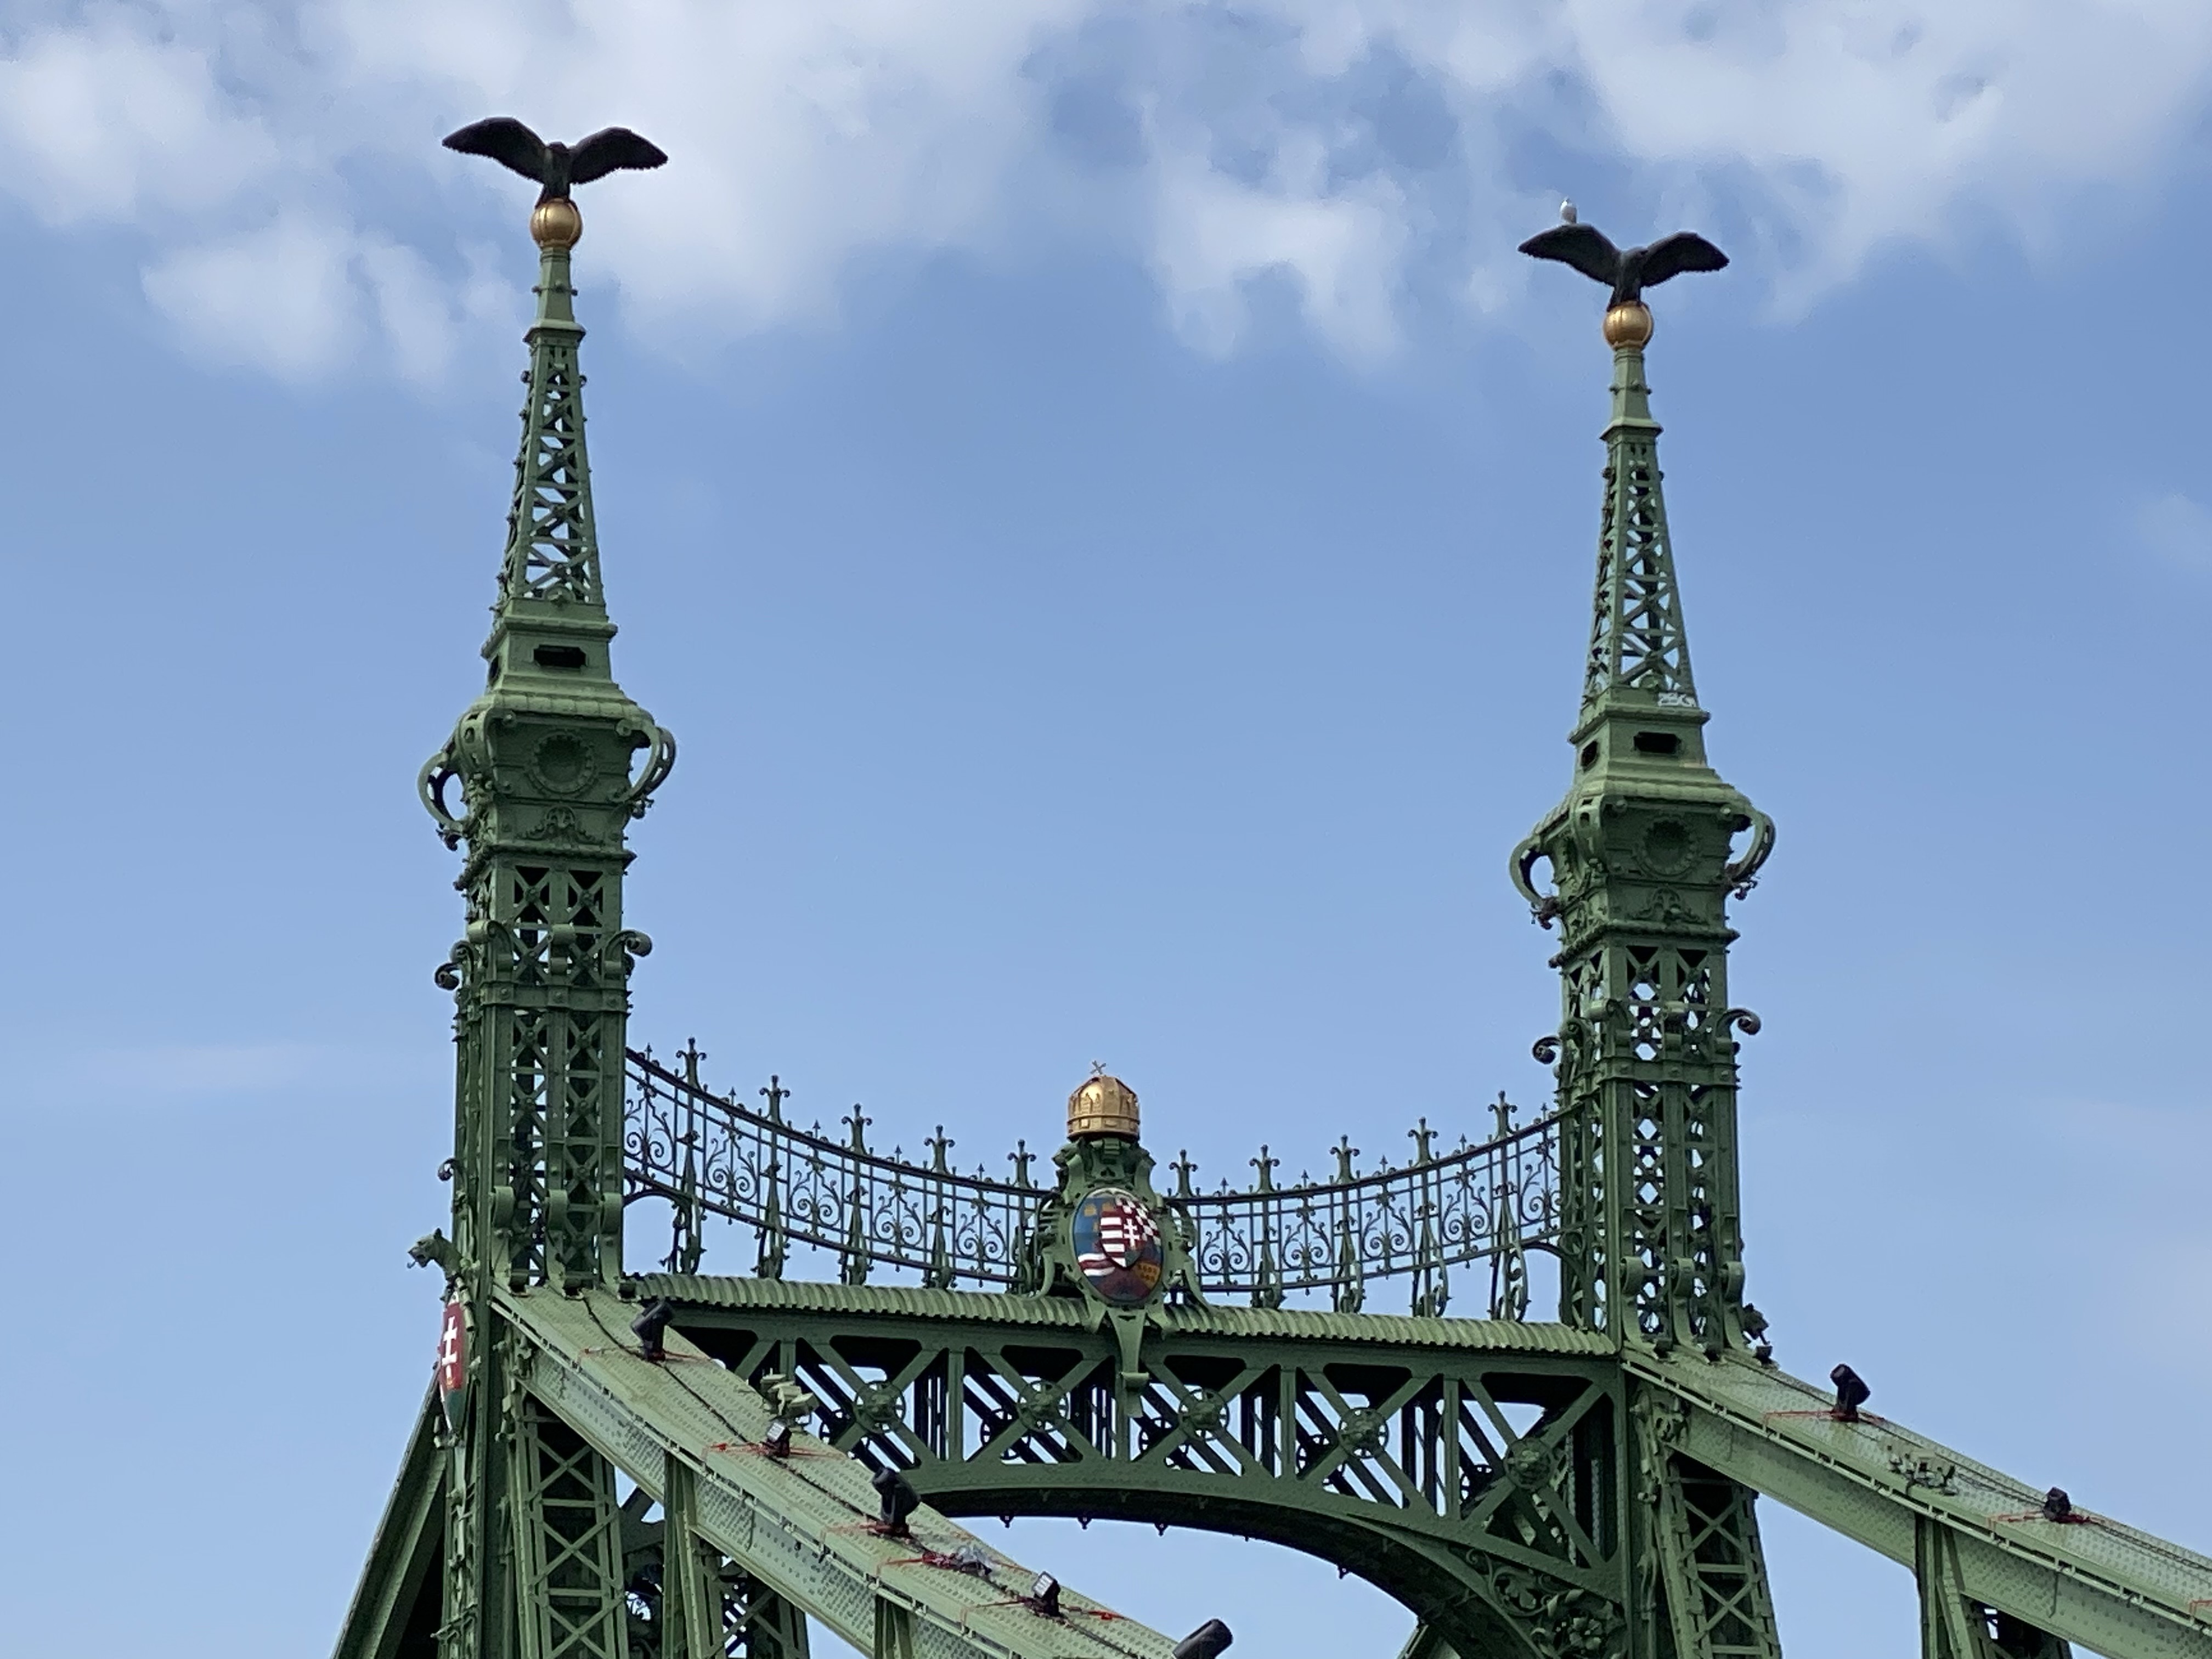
1519 202 1728 309
442 117 668 204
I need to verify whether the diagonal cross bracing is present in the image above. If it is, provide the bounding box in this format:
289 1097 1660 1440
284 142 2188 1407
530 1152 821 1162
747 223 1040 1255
502 1285 1182 1659
1630 1348 2212 1659
622 1273 2212 1659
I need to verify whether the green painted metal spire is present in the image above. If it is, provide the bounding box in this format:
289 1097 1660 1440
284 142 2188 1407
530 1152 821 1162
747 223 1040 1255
496 218 601 612
1583 329 1695 713
417 187 675 1659
424 200 673 1298
1512 303 1774 1356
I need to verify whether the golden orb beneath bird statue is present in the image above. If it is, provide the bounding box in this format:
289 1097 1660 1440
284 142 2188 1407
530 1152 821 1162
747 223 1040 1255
1067 1072 1140 1140
531 199 583 250
1602 302 1652 348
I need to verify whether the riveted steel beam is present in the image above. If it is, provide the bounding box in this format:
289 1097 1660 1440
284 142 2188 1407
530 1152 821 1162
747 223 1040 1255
642 1276 1649 1659
503 1286 1183 1659
1629 1350 2212 1659
335 1390 445 1659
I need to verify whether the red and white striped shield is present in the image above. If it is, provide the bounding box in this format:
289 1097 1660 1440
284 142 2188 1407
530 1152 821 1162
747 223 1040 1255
1091 1194 1160 1269
437 1299 469 1426
1073 1187 1166 1306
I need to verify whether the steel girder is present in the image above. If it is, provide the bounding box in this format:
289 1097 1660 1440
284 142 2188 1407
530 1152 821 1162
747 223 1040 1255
1626 1348 2212 1659
340 1277 2212 1659
506 1286 1184 1659
639 1273 1777 1659
337 1390 446 1659
336 1290 1184 1659
633 1274 2212 1659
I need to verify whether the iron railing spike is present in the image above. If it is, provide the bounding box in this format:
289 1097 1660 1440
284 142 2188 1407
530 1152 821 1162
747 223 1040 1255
620 1047 1560 1302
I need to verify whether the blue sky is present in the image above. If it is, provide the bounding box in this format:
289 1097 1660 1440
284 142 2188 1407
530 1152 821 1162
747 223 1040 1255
0 5 2207 1657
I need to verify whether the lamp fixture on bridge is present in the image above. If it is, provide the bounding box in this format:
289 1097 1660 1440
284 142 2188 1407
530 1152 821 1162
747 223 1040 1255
1830 1363 1871 1423
873 1466 922 1537
631 1298 676 1363
1173 1619 1234 1659
759 1374 819 1458
1029 1572 1062 1618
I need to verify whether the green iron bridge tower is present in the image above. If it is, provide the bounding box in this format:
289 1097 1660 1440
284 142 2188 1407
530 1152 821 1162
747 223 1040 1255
336 137 2212 1659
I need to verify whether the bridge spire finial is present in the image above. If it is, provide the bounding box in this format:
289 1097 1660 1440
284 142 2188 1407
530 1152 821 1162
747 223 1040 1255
424 123 675 1295
1581 314 1697 719
1511 228 1772 1355
495 198 603 614
419 120 676 1659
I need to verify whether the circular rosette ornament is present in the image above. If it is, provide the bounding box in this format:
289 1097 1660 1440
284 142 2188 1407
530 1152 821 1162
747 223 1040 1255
1070 1188 1164 1306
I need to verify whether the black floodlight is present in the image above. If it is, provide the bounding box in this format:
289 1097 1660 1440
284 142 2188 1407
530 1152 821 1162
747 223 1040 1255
873 1466 921 1537
1829 1363 1870 1423
2042 1487 2074 1523
1173 1620 1234 1659
631 1298 677 1363
764 1418 794 1458
1029 1572 1062 1618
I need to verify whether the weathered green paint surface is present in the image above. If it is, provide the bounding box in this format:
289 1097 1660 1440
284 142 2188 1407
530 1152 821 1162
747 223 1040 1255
335 212 2212 1659
511 1286 1184 1659
337 1390 444 1659
622 1273 2212 1659
637 1271 1691 1659
1627 1347 2212 1659
414 219 674 1659
1510 330 1772 1355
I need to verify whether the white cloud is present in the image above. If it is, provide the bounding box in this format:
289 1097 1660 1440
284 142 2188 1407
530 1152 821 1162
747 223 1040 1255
1562 0 2212 300
0 8 278 223
0 0 2204 377
335 0 1089 332
144 217 363 380
1149 146 1409 357
358 236 520 386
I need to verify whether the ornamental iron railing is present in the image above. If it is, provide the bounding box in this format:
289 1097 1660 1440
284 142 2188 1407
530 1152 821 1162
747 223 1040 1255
623 1044 1562 1316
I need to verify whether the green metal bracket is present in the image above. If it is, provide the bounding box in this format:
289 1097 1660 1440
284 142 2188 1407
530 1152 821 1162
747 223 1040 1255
661 1456 723 1659
335 1389 445 1659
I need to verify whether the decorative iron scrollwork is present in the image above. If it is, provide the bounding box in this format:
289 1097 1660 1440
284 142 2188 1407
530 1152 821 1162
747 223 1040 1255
419 750 468 849
623 721 676 813
1724 808 1775 896
1511 835 1562 928
623 1047 1562 1305
1477 1559 1625 1659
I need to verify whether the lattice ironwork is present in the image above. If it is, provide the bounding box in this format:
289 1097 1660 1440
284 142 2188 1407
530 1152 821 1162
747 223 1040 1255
501 249 601 608
1914 1517 2073 1659
335 196 2212 1659
1654 1455 1782 1659
510 1400 631 1659
1584 348 1694 711
1514 326 1772 1355
662 1288 1629 1658
624 1046 1563 1312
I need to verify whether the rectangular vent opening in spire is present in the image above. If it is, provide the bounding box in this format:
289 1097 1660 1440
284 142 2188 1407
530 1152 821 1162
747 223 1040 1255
1632 732 1680 755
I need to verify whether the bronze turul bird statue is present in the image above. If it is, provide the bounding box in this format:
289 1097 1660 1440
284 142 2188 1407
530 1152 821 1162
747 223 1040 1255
442 116 668 204
1519 209 1728 308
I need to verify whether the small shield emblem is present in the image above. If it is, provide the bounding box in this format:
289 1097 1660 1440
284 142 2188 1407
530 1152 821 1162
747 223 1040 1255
437 1299 469 1427
1071 1188 1165 1306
